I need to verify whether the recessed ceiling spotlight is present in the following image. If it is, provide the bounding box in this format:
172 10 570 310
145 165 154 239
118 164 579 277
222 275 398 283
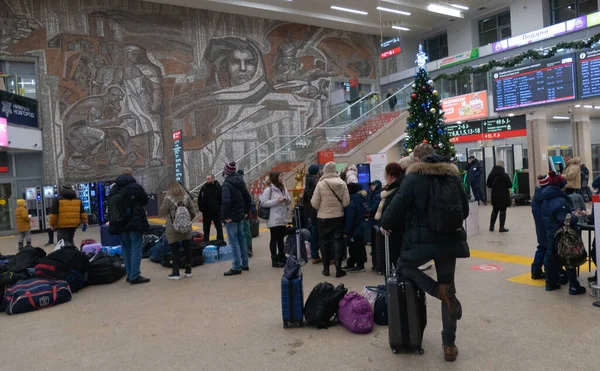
508 113 515 117
575 104 581 108
392 26 410 31
377 6 411 16
330 5 368 15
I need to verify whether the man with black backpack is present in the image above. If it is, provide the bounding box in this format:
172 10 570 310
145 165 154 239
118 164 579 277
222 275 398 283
108 170 151 285
381 143 470 362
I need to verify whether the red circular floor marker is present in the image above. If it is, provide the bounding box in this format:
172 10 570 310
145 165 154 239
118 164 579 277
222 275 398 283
470 264 504 272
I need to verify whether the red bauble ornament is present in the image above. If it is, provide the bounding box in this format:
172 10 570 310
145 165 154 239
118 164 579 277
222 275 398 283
422 139 428 143
421 86 427 90
411 93 417 99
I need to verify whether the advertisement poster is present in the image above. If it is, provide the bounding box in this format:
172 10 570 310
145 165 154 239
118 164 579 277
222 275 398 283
0 91 38 128
0 117 7 147
439 48 479 69
367 153 387 184
441 91 488 123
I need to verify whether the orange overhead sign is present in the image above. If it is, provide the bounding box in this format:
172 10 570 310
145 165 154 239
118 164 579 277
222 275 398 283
441 91 488 123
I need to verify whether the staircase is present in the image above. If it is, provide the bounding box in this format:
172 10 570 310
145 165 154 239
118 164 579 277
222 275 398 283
189 85 412 196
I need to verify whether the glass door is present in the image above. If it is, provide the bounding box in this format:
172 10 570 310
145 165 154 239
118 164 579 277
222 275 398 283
0 183 14 234
495 146 515 180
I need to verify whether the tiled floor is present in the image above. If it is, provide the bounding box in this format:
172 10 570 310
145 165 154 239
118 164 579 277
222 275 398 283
0 204 597 371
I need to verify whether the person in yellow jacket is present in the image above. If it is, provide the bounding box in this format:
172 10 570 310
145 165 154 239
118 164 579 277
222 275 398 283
15 199 32 250
49 184 88 246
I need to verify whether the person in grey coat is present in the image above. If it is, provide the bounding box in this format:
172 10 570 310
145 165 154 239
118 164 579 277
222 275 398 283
260 171 292 267
159 181 197 280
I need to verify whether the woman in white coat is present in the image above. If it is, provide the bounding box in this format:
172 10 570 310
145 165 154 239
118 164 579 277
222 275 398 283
260 172 292 267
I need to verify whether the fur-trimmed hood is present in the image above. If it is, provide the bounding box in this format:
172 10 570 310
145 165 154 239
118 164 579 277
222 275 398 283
406 155 459 177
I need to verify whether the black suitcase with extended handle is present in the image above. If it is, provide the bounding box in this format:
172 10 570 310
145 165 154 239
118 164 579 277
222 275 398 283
385 234 427 354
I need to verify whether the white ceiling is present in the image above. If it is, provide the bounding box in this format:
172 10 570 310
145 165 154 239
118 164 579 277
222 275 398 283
148 0 518 38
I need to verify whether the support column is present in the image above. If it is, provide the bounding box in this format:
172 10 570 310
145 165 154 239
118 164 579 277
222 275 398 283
571 115 592 170
526 113 548 198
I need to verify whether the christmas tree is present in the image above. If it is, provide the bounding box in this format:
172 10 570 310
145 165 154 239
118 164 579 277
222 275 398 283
405 45 455 158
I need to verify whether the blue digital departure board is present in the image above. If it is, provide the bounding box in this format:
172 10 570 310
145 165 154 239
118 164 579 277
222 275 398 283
493 55 576 111
577 49 600 99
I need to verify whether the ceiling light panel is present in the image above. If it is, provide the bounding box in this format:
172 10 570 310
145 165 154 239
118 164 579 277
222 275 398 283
427 4 463 18
330 5 368 15
392 26 410 31
377 6 411 16
449 4 469 10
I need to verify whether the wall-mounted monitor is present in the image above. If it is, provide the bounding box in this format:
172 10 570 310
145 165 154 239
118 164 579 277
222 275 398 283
492 55 576 111
577 49 600 99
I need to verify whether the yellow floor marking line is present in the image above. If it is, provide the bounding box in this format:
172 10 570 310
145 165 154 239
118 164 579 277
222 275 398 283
0 235 14 239
470 249 533 266
507 273 546 287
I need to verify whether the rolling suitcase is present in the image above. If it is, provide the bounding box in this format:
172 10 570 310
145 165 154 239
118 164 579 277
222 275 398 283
385 234 427 354
371 225 385 275
281 207 305 328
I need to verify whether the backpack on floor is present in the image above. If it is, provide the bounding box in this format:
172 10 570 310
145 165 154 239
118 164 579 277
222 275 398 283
149 236 168 263
338 292 374 334
556 214 588 268
2 279 72 315
304 282 348 329
80 239 97 249
9 247 47 274
168 196 192 234
88 253 126 285
426 176 464 235
142 234 160 258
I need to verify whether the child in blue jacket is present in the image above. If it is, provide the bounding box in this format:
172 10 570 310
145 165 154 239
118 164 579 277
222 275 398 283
343 183 367 272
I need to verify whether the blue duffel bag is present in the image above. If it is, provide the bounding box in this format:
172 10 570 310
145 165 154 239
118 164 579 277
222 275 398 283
2 278 72 315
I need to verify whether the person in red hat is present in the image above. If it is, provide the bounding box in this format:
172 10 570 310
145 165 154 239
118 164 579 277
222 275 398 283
540 171 586 294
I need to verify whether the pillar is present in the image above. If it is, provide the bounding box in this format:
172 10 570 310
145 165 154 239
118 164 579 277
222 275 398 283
571 115 592 171
526 113 548 198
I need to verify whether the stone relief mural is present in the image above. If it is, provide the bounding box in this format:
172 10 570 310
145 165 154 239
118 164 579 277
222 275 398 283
1 0 378 192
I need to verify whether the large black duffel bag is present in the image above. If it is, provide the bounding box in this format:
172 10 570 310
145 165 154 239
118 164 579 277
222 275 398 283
88 253 126 285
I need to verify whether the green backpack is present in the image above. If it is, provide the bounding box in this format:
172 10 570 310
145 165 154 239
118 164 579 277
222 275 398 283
555 214 588 268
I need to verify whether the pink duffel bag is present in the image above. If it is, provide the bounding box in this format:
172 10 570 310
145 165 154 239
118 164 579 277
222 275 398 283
338 292 374 334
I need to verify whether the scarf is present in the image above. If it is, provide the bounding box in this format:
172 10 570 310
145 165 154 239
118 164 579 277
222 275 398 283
375 181 401 220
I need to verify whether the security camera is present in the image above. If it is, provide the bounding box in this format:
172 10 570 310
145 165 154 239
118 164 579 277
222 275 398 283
568 109 572 114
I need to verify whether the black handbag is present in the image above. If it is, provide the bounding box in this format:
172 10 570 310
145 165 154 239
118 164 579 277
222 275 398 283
258 187 272 220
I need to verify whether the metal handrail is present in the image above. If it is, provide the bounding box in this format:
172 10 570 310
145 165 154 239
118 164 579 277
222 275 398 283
189 91 377 195
244 84 412 176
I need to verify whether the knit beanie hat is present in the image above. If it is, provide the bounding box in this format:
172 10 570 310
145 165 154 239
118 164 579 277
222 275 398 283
61 184 73 191
323 161 337 175
537 174 550 187
347 182 362 195
308 164 320 175
399 154 416 170
223 162 237 177
547 171 566 188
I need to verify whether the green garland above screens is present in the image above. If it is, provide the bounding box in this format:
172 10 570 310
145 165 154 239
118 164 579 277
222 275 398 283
434 32 600 81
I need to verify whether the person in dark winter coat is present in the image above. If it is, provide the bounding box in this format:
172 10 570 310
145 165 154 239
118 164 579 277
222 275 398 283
237 170 254 257
375 163 405 269
108 172 151 285
486 161 512 232
364 180 382 243
198 174 224 241
303 164 321 263
531 174 550 280
540 171 586 295
585 176 600 283
381 148 469 361
466 156 485 205
221 162 252 276
343 182 367 272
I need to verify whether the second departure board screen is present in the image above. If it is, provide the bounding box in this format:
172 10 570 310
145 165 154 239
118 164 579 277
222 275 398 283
577 49 600 99
493 55 576 112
